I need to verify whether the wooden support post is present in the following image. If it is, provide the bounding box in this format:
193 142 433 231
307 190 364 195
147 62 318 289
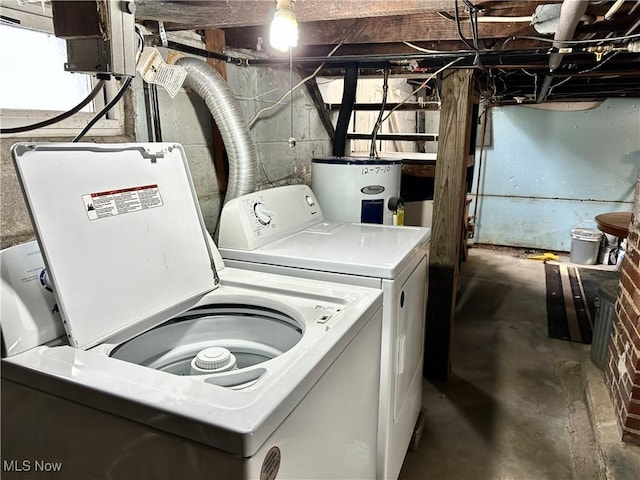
424 68 476 381
205 29 229 194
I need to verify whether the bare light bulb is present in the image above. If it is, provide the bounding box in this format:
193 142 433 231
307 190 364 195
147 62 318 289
269 1 298 52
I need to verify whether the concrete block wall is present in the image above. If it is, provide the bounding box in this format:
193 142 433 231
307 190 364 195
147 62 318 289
0 106 136 250
136 69 224 235
606 169 640 445
226 57 333 188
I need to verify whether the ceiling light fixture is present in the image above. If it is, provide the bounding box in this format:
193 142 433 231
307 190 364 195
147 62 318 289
269 0 298 52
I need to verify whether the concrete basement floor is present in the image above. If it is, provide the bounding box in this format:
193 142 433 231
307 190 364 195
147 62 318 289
399 245 640 480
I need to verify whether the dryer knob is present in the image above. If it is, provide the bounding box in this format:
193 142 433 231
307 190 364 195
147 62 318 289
254 203 273 225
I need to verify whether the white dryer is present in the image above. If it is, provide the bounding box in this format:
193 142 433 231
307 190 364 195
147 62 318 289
1 143 383 480
218 184 430 480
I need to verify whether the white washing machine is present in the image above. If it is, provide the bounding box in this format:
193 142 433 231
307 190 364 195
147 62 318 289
218 184 430 480
1 143 383 480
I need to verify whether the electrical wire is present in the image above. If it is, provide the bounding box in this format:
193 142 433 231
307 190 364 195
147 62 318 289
436 10 533 23
464 0 480 51
521 68 539 99
471 104 489 233
289 47 294 143
577 50 621 74
369 69 390 158
381 57 463 124
402 41 454 54
545 76 573 99
0 80 105 134
247 43 343 129
454 0 475 50
72 26 143 142
464 0 484 69
72 76 133 142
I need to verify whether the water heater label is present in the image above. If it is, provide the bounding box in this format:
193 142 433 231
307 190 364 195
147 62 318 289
82 185 163 220
361 185 385 195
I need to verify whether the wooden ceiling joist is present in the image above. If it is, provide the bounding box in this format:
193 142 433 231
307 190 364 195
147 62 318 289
224 13 537 49
136 0 459 30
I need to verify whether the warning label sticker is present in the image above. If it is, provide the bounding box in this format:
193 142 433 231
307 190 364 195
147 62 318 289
82 184 163 220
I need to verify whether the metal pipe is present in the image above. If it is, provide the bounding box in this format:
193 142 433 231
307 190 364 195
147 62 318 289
159 39 554 69
166 40 236 64
175 57 257 203
536 74 554 103
549 0 589 72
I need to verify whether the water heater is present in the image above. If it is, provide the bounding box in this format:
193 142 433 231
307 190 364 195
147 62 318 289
311 157 403 225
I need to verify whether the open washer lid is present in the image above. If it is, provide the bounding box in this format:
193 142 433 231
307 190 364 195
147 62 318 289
12 143 219 349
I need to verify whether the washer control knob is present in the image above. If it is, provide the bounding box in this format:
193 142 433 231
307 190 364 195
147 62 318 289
254 203 273 225
191 347 237 374
305 195 315 207
39 268 53 292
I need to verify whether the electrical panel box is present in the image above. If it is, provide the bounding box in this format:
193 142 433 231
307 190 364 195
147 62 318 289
52 0 136 78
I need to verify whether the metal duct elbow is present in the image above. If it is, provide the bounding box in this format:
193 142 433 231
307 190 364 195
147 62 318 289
175 57 257 203
549 0 589 72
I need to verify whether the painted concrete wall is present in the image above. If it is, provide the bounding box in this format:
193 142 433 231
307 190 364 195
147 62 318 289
227 59 333 188
471 98 640 252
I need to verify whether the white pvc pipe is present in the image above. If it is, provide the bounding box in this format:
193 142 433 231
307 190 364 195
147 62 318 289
476 16 532 23
549 0 589 71
605 0 625 21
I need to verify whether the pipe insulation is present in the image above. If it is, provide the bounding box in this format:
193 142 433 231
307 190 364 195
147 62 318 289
175 57 257 203
549 0 589 71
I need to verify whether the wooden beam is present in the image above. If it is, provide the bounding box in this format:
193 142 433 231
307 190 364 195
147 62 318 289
424 68 475 381
224 13 538 49
136 0 461 29
204 29 229 194
402 163 437 178
299 74 335 141
204 29 227 78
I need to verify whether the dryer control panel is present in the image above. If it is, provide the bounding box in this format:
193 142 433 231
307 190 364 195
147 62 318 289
219 185 325 250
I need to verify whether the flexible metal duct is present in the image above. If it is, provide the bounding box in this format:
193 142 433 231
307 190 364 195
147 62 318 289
175 57 257 203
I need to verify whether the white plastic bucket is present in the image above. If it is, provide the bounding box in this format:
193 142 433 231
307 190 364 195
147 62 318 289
570 225 602 265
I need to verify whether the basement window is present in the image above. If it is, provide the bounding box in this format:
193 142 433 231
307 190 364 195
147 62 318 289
0 2 124 137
